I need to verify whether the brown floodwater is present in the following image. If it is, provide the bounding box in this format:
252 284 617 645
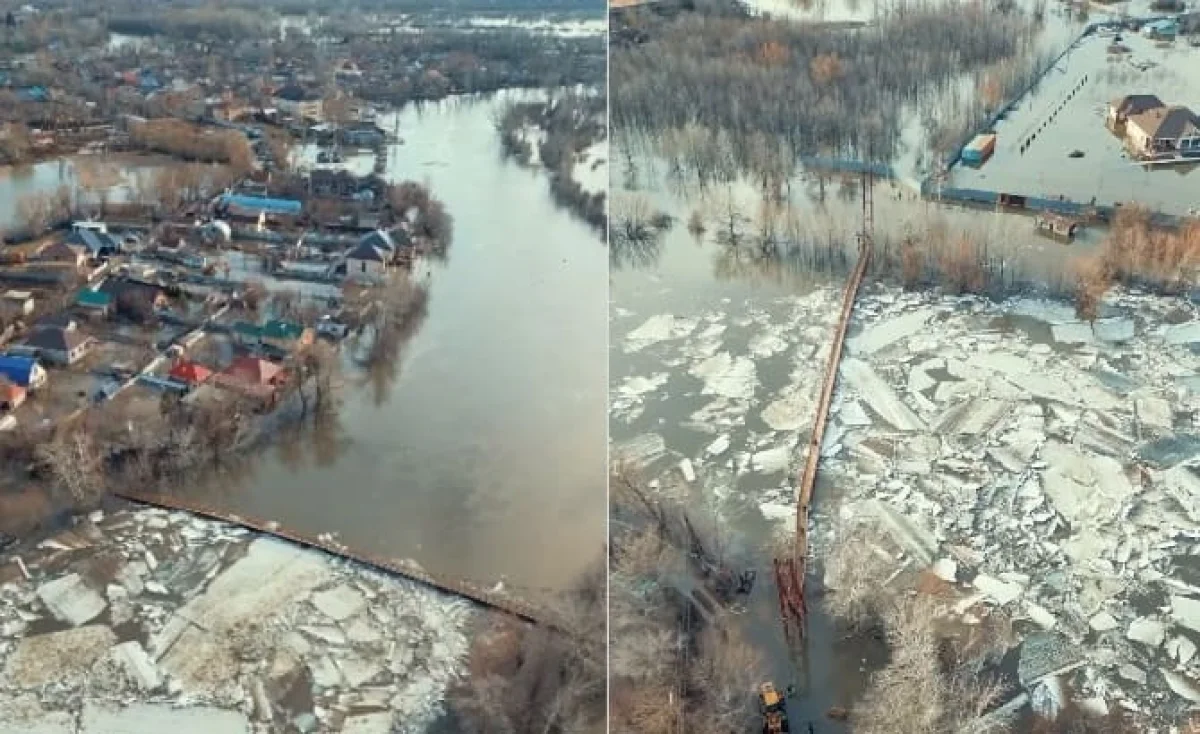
193 94 608 591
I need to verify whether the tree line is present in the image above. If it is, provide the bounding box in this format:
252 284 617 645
497 93 608 234
612 0 1049 184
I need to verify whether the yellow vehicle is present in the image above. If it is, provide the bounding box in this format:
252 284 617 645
759 682 790 733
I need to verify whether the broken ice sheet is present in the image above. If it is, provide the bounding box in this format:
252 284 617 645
624 314 698 352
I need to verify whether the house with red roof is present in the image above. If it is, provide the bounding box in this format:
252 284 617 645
211 356 288 406
168 360 213 386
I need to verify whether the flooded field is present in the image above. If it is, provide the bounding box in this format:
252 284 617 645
948 30 1200 215
198 94 607 592
0 155 168 232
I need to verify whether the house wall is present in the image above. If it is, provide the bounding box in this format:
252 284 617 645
346 257 387 281
1126 122 1153 154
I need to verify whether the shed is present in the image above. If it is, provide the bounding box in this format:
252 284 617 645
0 355 46 388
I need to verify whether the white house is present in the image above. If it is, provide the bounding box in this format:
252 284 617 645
1 290 34 318
343 230 397 283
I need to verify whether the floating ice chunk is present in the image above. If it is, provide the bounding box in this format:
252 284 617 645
973 574 1024 606
1051 322 1095 345
1168 636 1198 665
1026 602 1057 630
705 435 731 457
761 390 811 432
36 573 106 627
848 308 935 355
751 446 791 475
625 314 698 352
1127 618 1166 648
312 585 366 622
1089 611 1119 632
931 558 958 583
1164 321 1200 345
1171 595 1200 634
841 359 925 432
679 459 696 483
1162 669 1200 702
690 352 757 401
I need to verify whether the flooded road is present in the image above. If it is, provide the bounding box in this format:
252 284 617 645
202 95 608 591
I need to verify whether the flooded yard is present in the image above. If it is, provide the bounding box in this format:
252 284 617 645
948 30 1200 215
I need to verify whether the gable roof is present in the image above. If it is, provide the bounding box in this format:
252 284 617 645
274 84 318 102
96 277 165 303
66 229 119 254
168 360 213 384
0 355 39 387
262 320 305 340
218 194 303 216
222 355 284 385
1128 105 1200 140
346 240 388 262
24 325 89 353
76 289 113 308
1111 94 1164 117
360 229 396 252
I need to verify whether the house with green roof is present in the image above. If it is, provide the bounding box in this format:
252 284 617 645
262 319 314 351
74 288 113 317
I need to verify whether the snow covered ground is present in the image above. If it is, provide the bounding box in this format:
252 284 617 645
0 509 472 734
612 282 1200 725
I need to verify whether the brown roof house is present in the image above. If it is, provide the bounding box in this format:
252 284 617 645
21 319 93 365
1107 94 1164 132
212 356 288 407
1125 105 1200 157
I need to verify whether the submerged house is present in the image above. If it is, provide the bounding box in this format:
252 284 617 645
1125 105 1200 157
1107 94 1164 133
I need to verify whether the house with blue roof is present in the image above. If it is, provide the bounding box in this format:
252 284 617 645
16 85 48 102
0 354 46 388
217 194 303 220
65 229 121 257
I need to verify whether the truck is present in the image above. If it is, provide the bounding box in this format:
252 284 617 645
961 133 997 167
759 682 790 733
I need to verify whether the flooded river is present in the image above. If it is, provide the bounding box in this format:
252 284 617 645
201 95 607 591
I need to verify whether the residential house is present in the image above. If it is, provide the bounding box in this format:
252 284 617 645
344 235 393 282
0 290 34 318
168 359 213 386
21 320 92 365
1107 94 1164 132
74 288 113 318
340 123 386 148
217 194 303 223
1143 18 1179 40
0 380 25 410
232 320 264 346
0 355 45 388
36 240 88 268
96 278 169 321
262 320 314 352
272 84 323 121
212 355 288 405
1125 105 1200 156
65 229 121 258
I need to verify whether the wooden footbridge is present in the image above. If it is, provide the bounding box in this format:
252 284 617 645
775 175 875 641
